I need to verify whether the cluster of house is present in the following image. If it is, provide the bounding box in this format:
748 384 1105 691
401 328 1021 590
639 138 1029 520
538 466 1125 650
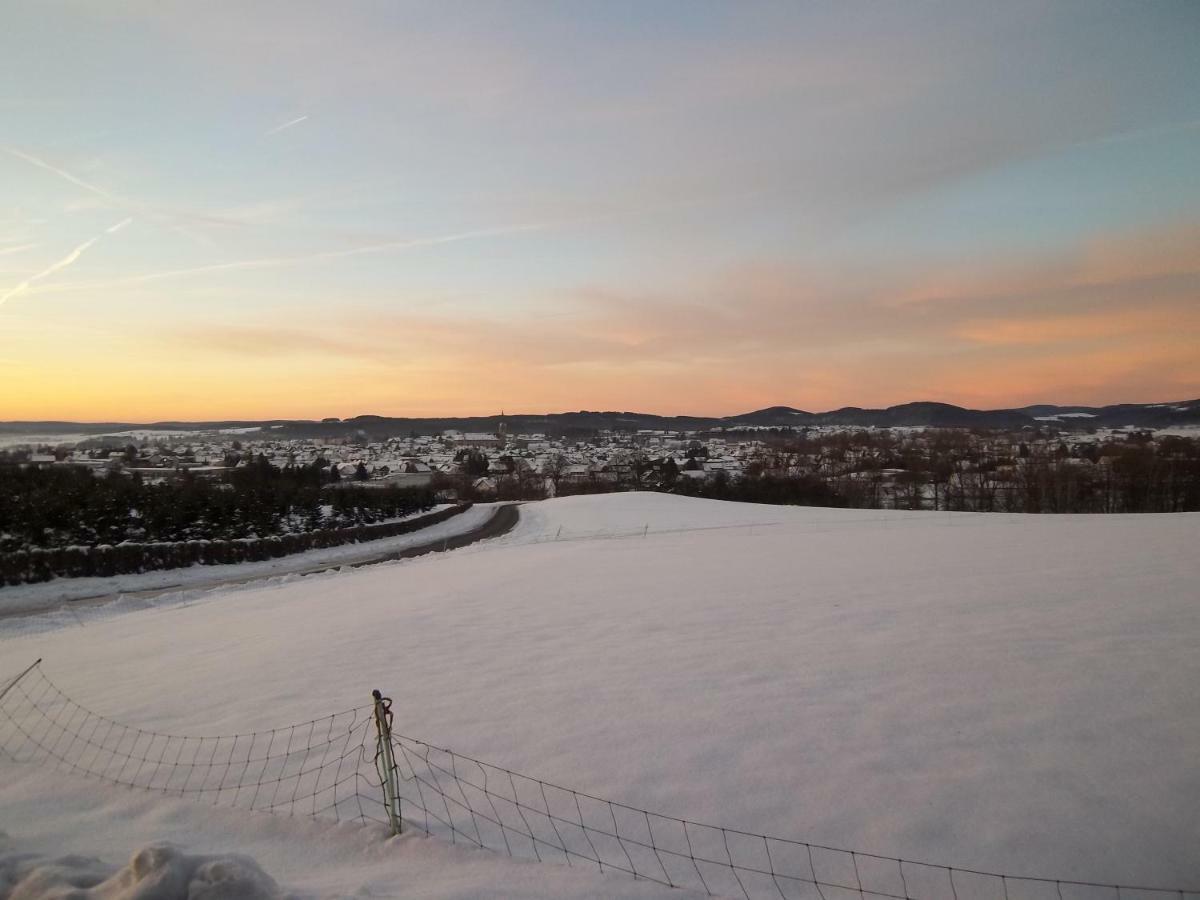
20 422 1195 503
325 428 758 495
22 427 759 494
440 429 756 495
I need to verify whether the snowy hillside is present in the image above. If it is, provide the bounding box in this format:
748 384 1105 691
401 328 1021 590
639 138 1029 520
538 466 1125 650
2 493 1198 898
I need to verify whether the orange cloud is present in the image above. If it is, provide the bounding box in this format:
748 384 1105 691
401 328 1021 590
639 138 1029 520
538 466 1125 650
953 306 1199 346
891 221 1200 311
4 221 1199 420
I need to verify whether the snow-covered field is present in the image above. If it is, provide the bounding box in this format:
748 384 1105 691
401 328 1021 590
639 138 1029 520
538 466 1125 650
2 493 1198 898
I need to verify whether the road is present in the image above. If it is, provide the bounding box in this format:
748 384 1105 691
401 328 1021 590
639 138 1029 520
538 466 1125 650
291 502 519 573
0 504 520 623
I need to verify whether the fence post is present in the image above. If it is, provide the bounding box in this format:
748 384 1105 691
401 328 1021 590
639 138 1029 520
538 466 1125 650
372 689 402 836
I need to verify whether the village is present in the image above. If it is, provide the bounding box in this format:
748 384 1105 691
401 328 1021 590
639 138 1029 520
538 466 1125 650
18 424 756 493
11 419 1199 514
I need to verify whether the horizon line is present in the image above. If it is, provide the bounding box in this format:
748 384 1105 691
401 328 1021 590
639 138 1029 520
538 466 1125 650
2 396 1199 428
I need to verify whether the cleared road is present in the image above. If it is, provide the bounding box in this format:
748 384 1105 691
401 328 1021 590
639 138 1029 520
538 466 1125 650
0 503 520 623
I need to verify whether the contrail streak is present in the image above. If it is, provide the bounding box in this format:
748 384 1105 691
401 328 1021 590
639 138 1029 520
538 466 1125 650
0 218 132 307
1055 118 1200 156
1 146 250 228
0 243 38 257
266 115 309 136
1 146 127 205
26 221 547 297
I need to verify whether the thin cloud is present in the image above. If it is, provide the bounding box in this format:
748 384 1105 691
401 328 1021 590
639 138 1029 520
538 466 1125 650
26 221 549 297
1 146 128 206
0 243 38 257
1 146 252 229
265 115 309 136
0 218 132 307
1079 117 1200 150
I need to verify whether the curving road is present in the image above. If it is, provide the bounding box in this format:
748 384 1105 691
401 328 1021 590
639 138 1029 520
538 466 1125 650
0 503 520 623
292 504 518 573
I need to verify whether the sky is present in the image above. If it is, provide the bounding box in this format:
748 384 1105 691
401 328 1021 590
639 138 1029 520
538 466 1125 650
1 1 1198 422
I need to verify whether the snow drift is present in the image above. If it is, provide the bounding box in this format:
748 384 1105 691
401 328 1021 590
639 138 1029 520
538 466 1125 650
0 841 283 900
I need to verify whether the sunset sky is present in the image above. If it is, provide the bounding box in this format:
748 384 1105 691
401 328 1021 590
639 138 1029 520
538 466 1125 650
2 1 1198 421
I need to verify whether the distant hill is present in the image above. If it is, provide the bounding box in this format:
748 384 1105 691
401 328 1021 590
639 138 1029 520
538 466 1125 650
2 399 1198 441
1013 401 1200 429
729 399 1199 430
730 402 1031 428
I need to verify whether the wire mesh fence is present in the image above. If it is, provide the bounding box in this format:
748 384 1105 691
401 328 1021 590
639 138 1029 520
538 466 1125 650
383 731 1198 900
2 659 1196 900
0 660 381 824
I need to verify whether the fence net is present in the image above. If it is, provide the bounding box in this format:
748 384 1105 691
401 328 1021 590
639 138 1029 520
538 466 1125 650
384 732 1198 900
0 660 380 824
2 660 1195 900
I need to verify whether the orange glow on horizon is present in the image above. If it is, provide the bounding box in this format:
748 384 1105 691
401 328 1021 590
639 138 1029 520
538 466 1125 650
4 222 1198 422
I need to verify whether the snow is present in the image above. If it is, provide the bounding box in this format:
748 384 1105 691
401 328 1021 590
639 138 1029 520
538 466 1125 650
0 840 283 900
1154 425 1200 437
0 766 683 900
1032 412 1097 421
507 491 898 542
0 504 496 619
2 493 1198 897
0 434 92 450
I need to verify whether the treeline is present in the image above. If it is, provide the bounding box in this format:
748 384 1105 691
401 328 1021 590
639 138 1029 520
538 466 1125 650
667 471 848 507
1 505 466 586
0 456 436 554
748 432 1200 513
